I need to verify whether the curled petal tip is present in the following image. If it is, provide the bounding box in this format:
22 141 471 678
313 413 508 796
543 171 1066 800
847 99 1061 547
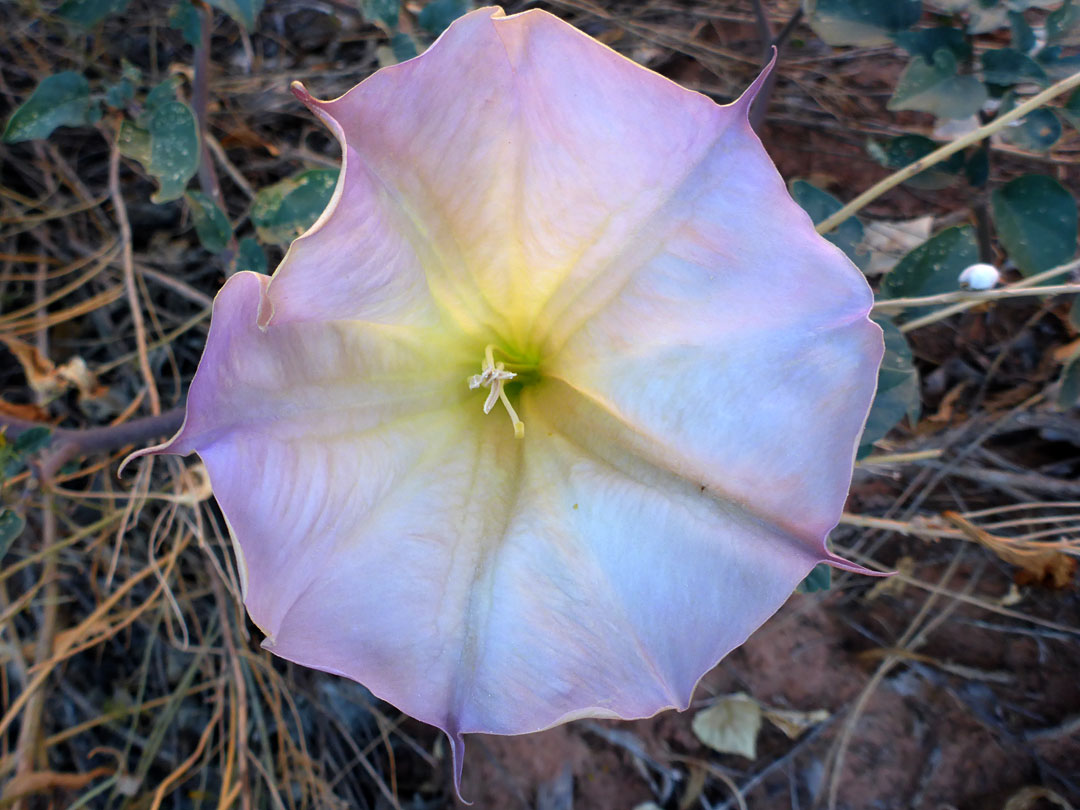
823 550 889 578
290 81 325 113
447 731 469 804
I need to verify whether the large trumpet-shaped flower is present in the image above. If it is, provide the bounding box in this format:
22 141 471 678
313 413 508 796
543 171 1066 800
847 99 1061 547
135 5 881 789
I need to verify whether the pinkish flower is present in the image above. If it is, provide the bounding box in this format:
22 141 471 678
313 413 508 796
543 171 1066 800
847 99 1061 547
133 6 881 792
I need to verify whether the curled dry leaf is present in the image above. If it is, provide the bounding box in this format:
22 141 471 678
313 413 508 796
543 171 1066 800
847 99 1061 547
945 511 1077 590
761 706 831 740
0 335 106 404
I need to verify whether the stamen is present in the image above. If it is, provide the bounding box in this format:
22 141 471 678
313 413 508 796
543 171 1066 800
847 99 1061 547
468 345 525 438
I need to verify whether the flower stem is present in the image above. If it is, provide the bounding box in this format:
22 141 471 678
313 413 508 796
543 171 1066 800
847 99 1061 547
816 69 1080 235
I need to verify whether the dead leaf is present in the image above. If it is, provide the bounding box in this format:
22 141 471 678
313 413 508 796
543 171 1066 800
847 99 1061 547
862 216 935 276
677 764 708 810
762 707 830 740
1003 785 1073 810
0 398 51 422
945 512 1077 589
691 693 761 760
0 336 106 404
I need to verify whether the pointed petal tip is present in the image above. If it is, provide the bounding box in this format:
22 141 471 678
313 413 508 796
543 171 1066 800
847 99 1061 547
734 47 777 115
446 730 469 804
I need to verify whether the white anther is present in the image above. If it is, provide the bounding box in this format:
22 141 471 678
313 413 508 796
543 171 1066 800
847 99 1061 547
467 346 525 438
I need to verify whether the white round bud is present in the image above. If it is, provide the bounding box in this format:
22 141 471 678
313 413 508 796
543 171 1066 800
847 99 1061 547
958 263 1000 291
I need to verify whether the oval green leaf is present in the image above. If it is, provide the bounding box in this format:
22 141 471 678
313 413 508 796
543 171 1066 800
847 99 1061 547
233 236 268 274
991 174 1078 277
868 134 965 190
251 168 339 245
981 47 1047 86
2 72 95 143
186 191 232 253
804 0 922 46
789 179 866 268
879 225 978 307
888 49 988 120
56 0 130 27
857 317 920 459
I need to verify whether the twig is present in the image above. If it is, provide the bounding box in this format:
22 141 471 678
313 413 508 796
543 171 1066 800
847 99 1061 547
108 135 161 415
0 409 184 480
874 283 1080 312
816 69 1080 234
898 257 1080 333
192 0 223 205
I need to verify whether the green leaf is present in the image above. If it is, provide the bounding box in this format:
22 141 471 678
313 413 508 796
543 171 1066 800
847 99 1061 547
1008 10 1035 52
998 107 1062 152
804 0 922 46
0 510 25 561
417 0 471 35
3 72 95 143
1047 0 1080 44
205 0 264 30
797 563 832 593
233 236 268 274
251 169 339 245
981 47 1047 86
894 27 971 62
857 317 921 459
121 110 199 203
789 180 865 268
879 226 978 319
1035 46 1080 80
14 426 53 456
888 49 988 120
867 134 964 190
186 191 232 253
1057 353 1080 410
169 0 203 46
56 0 130 27
992 174 1078 277
1061 86 1080 130
141 77 182 122
119 82 200 204
2 426 53 477
117 119 151 162
105 78 134 110
391 31 419 62
360 0 399 28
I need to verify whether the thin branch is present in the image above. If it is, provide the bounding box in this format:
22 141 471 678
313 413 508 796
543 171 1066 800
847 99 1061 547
0 409 185 481
874 283 1080 312
816 69 1080 234
898 258 1080 332
108 136 161 415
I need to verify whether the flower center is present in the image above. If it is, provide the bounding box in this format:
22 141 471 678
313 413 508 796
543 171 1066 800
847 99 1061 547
467 344 533 438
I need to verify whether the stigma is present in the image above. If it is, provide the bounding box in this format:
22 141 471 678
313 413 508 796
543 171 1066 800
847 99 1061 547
468 345 525 439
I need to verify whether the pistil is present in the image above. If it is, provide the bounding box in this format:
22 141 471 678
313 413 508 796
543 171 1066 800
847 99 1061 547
468 345 525 438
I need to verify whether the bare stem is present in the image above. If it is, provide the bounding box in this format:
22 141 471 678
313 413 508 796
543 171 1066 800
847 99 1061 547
816 69 1080 234
108 136 161 415
897 258 1080 332
0 408 184 481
